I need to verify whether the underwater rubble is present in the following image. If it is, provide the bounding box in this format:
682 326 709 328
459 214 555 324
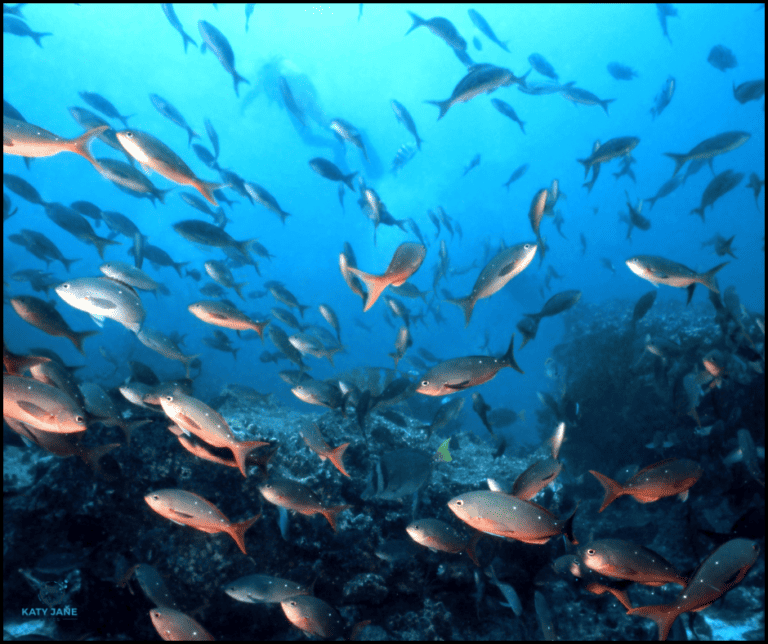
3 294 764 640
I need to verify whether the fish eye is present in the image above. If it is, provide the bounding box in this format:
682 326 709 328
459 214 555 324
455 500 464 507
587 549 596 556
61 283 70 289
166 396 173 402
421 380 429 387
124 131 133 138
76 416 85 424
524 244 531 249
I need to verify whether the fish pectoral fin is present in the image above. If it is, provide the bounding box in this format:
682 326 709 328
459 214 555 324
90 315 106 328
498 262 516 277
90 298 118 309
16 401 52 421
444 381 470 390
178 414 202 432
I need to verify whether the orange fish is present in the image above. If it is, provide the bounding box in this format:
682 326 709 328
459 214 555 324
627 539 759 641
10 295 99 355
149 607 214 641
258 478 351 532
341 242 426 312
144 489 259 554
188 300 269 342
577 539 687 587
281 595 344 639
158 392 268 477
417 333 523 396
589 458 702 512
447 490 577 545
3 117 107 171
406 517 480 566
3 374 87 434
299 423 351 478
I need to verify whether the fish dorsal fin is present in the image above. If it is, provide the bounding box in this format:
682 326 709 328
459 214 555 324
633 458 677 478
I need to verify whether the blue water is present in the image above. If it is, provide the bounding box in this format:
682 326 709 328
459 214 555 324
4 3 765 447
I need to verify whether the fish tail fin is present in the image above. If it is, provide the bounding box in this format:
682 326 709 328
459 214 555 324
690 205 705 221
117 114 135 129
699 262 729 292
589 469 623 512
254 320 269 343
297 303 310 319
626 604 680 642
31 31 53 48
466 532 482 567
346 266 387 312
232 440 270 478
563 505 578 545
425 99 451 121
686 283 696 306
388 351 401 368
231 347 239 361
322 504 352 532
445 295 475 327
233 72 250 98
405 11 425 34
182 32 197 54
154 187 173 205
197 180 222 206
182 353 200 379
519 121 526 134
328 442 351 478
173 261 190 278
61 256 81 272
343 171 359 191
415 134 423 150
576 158 591 180
91 234 121 260
663 152 687 177
69 125 109 171
502 333 524 374
228 513 260 554
234 281 249 301
499 41 510 53
600 98 615 116
516 68 531 88
236 238 257 258
80 442 121 477
71 329 99 355
646 196 657 210
187 128 200 147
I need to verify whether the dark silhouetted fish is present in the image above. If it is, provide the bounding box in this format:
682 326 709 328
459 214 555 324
198 20 249 97
467 9 508 52
161 3 197 53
